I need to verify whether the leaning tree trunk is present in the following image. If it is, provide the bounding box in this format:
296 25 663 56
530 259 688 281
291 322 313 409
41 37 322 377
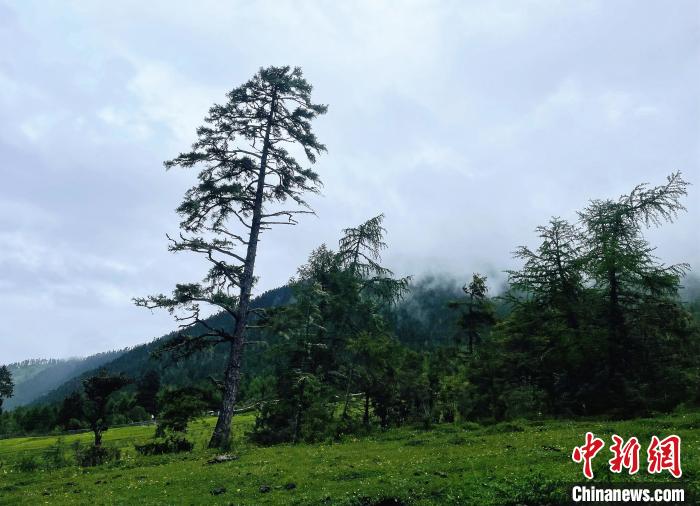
208 90 277 449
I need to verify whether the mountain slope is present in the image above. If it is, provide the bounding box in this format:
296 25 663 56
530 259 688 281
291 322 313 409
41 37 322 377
5 352 125 409
30 285 293 407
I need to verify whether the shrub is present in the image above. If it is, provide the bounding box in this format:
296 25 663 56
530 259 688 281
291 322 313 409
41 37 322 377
75 445 120 467
127 405 150 422
15 454 41 472
156 387 209 436
135 434 194 456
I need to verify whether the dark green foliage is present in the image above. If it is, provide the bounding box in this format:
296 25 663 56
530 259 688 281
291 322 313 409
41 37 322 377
135 435 193 456
0 365 13 414
135 370 160 418
448 273 497 353
388 275 464 349
486 172 698 418
74 444 120 467
135 386 213 455
251 280 335 443
56 391 85 430
156 386 212 437
15 453 41 472
252 215 410 442
82 371 131 447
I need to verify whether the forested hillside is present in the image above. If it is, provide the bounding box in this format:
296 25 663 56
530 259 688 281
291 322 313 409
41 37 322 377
4 352 124 410
25 286 292 406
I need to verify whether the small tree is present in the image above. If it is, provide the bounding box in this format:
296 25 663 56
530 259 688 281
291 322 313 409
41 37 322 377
56 391 85 430
449 274 496 353
135 370 161 419
252 280 334 444
0 366 13 414
156 386 210 437
136 66 327 449
348 332 398 427
82 371 131 447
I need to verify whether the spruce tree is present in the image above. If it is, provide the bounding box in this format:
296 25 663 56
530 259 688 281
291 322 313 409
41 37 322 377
135 66 327 448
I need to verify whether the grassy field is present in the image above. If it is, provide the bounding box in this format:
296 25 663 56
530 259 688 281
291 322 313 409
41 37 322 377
0 412 698 505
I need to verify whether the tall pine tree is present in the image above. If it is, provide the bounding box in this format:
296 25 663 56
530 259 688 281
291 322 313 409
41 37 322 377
135 66 327 448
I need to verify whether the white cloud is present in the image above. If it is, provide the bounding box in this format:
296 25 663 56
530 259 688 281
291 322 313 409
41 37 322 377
0 0 697 362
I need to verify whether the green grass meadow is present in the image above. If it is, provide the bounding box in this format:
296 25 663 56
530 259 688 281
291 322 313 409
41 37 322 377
1 412 698 505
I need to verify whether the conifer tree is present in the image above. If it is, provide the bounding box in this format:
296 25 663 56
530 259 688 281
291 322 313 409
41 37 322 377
508 217 584 329
0 366 13 414
136 370 161 419
449 273 496 353
135 66 327 448
252 216 409 440
579 172 690 379
83 371 131 447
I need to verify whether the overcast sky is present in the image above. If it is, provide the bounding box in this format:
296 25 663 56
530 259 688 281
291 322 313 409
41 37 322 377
1 0 698 363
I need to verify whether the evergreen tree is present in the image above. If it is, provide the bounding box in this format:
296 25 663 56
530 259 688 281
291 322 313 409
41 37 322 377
56 391 85 430
0 366 13 414
156 386 211 437
579 172 689 370
508 217 584 329
493 172 697 416
136 370 161 419
135 66 327 448
253 215 409 440
578 171 693 411
448 273 496 353
82 371 131 447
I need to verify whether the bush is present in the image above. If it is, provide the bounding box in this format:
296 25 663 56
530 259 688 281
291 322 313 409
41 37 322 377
127 405 150 422
135 434 194 456
156 387 209 436
15 454 41 472
75 444 120 467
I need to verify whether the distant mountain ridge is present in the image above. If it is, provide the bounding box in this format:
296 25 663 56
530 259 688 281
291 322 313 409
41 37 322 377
5 351 125 409
27 285 293 408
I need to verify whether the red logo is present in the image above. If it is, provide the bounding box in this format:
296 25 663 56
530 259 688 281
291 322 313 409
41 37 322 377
572 432 606 479
647 435 682 478
608 435 640 475
572 433 682 479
